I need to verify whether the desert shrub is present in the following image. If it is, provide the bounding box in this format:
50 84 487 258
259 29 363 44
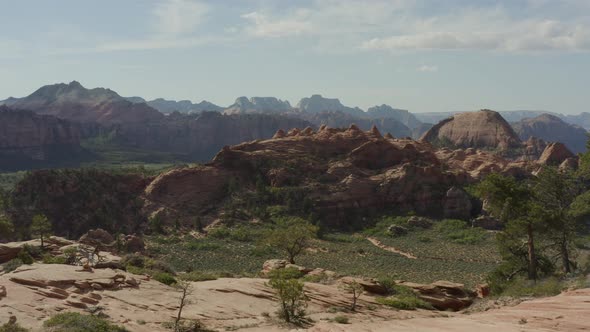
268 267 304 280
417 235 432 243
376 285 434 310
0 322 29 332
2 258 23 273
16 251 33 265
376 277 397 295
302 272 332 284
207 226 231 239
153 272 176 286
376 295 433 310
268 269 308 323
500 277 564 297
179 271 219 282
43 312 128 332
148 214 165 235
42 254 67 264
121 253 147 268
333 316 349 324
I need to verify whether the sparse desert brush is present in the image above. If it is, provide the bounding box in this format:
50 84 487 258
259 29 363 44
43 312 129 332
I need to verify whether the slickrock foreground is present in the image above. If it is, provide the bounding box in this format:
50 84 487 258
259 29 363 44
1 263 588 331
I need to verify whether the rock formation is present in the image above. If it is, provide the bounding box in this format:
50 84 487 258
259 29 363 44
139 126 537 226
296 94 365 117
420 110 522 150
2 81 164 125
223 96 292 114
0 107 86 171
512 114 588 153
538 142 576 166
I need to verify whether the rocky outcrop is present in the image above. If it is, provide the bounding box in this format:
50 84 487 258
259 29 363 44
513 114 588 153
140 125 537 226
538 142 576 166
78 229 115 247
399 280 477 311
420 110 522 150
471 215 502 230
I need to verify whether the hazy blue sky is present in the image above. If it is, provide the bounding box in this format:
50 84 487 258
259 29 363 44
1 0 589 113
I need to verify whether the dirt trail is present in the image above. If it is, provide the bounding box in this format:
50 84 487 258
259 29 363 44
366 237 418 259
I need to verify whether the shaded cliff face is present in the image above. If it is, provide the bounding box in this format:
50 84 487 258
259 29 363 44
145 98 223 114
109 111 312 161
420 110 522 150
4 81 164 125
223 96 292 115
512 114 588 153
143 125 536 227
0 107 87 171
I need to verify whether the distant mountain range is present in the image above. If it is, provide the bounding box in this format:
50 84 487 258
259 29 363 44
0 81 588 170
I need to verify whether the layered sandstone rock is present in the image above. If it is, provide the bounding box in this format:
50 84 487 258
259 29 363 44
420 110 522 150
538 142 576 166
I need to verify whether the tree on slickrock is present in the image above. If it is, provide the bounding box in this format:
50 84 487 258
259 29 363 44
339 280 364 311
31 214 52 249
268 269 308 323
263 216 318 264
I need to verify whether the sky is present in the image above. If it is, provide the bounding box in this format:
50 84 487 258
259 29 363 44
0 0 589 113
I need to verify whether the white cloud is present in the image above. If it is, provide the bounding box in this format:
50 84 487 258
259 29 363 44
417 65 438 72
241 11 312 38
237 1 590 53
153 0 209 37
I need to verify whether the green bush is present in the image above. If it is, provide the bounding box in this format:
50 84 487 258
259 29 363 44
376 284 434 310
333 316 349 324
267 267 304 280
376 295 433 310
179 271 219 282
152 272 176 286
43 312 128 332
0 322 29 332
17 249 34 265
500 277 564 297
42 254 67 264
2 259 23 273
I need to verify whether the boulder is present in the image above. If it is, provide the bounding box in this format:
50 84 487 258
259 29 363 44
79 229 114 246
476 283 490 298
124 234 145 253
339 276 388 295
400 280 476 311
387 225 408 237
443 187 472 220
407 216 433 229
0 244 22 264
261 259 288 276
